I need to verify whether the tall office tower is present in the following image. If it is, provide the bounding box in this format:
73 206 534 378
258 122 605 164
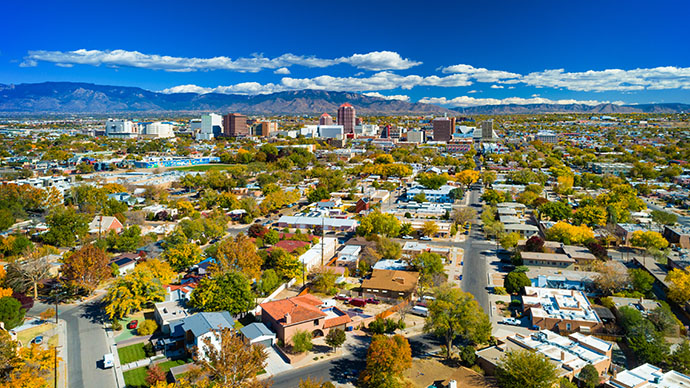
481 120 495 140
337 103 356 134
355 117 362 125
255 121 278 137
432 116 455 142
197 113 223 140
223 113 249 137
319 113 333 125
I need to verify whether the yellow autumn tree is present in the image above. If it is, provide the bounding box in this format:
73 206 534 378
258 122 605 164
456 170 480 190
136 259 176 285
545 221 594 245
667 269 690 304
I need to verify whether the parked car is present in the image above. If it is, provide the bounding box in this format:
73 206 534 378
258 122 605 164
420 236 432 241
402 235 414 240
349 298 367 307
501 318 521 326
103 353 114 369
411 305 429 317
127 320 139 329
335 294 351 301
365 298 380 305
31 336 43 345
458 274 463 280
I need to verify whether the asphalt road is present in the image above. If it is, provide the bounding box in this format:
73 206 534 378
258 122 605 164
271 333 440 388
460 187 494 314
33 297 117 388
644 199 690 227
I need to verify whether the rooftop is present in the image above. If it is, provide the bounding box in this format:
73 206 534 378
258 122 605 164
523 287 600 324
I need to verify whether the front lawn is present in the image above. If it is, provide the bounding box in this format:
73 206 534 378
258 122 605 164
157 358 192 373
123 366 147 388
118 343 148 365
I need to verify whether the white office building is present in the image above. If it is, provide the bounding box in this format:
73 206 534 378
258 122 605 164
143 122 176 138
354 124 379 136
196 113 223 141
318 125 345 139
105 119 139 139
407 130 425 143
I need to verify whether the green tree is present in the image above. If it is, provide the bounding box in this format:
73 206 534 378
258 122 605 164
258 269 281 296
292 330 313 353
629 268 654 296
578 364 599 388
500 232 520 253
504 271 531 294
669 340 690 374
424 285 491 359
0 297 25 330
412 252 446 290
538 201 572 221
325 328 346 352
161 231 203 271
43 207 88 247
356 211 401 237
651 210 677 227
264 229 280 245
495 350 558 388
189 271 254 314
412 192 427 203
451 207 477 226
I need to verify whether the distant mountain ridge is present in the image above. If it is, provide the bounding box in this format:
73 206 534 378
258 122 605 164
0 82 688 115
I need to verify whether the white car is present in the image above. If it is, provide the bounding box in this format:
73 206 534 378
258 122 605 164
402 235 414 240
501 318 521 326
420 236 432 241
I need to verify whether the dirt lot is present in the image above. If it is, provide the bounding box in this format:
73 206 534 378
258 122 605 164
404 359 495 388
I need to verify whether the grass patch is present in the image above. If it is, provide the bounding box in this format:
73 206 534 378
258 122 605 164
156 358 192 373
174 164 235 172
123 366 147 388
118 343 147 365
17 323 54 346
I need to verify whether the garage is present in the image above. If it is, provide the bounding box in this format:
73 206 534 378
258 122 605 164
240 322 276 348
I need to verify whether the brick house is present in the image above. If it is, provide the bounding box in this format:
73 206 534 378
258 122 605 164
260 295 351 345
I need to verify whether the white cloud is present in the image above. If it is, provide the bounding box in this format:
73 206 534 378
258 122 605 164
363 92 410 101
273 67 291 75
440 64 521 82
22 49 421 72
520 66 690 91
467 90 478 94
490 85 504 89
419 96 621 108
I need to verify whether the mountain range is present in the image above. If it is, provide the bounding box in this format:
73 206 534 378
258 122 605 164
0 82 688 115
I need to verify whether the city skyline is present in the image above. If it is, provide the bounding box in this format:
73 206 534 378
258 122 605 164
1 0 689 107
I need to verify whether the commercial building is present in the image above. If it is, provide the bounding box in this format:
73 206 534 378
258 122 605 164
477 330 612 381
319 113 333 125
522 287 603 333
481 120 497 140
223 113 249 137
197 113 223 140
590 162 632 176
142 121 175 138
354 124 379 137
406 185 455 203
277 215 358 232
433 117 455 142
318 125 345 139
536 130 558 144
337 103 356 134
253 121 277 137
133 156 220 169
407 130 425 144
105 119 139 139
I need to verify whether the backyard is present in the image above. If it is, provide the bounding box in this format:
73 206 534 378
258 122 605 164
124 358 192 388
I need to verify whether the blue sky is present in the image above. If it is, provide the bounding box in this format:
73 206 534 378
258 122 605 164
2 0 689 107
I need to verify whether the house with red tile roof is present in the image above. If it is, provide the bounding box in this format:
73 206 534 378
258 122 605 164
259 294 351 345
266 239 311 254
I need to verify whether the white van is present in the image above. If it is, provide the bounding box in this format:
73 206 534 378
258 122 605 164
103 353 114 369
411 305 429 317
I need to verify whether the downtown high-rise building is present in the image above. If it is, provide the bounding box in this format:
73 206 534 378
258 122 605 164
223 113 249 137
433 116 455 142
337 103 356 134
319 113 333 125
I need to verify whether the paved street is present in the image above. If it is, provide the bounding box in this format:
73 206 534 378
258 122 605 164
644 199 690 227
460 186 494 313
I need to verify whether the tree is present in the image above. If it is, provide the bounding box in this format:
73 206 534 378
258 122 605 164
500 232 520 253
481 189 503 205
104 268 165 320
194 328 267 387
292 330 313 353
2 340 59 387
456 170 480 190
421 221 438 237
106 225 142 252
189 271 254 314
579 364 599 388
138 320 159 336
417 173 448 190
630 230 669 251
357 211 402 238
545 221 594 245
247 223 268 238
137 259 176 285
667 269 690 304
215 235 263 280
424 285 491 359
651 210 677 227
412 192 427 203
669 340 690 374
398 223 413 237
311 267 338 294
161 231 203 271
325 328 346 353
525 236 545 252
412 252 446 290
146 364 167 386
451 207 476 226
481 170 497 188
0 297 24 330
264 229 280 245
258 269 281 296
504 271 531 294
538 201 572 222
271 249 303 280
61 244 110 294
573 205 607 227
495 350 558 388
359 334 411 388
299 377 336 388
43 207 88 247
629 268 654 296
594 261 630 295
4 251 51 299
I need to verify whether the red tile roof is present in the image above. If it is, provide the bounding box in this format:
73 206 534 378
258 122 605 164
324 309 351 329
266 240 311 253
260 294 326 326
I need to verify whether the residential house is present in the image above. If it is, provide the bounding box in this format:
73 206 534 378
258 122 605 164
259 294 351 345
335 245 361 272
154 300 191 334
523 286 604 333
240 322 276 347
88 216 124 235
663 225 690 249
166 312 235 359
360 269 419 302
109 252 141 276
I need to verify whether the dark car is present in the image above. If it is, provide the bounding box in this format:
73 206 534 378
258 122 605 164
127 320 138 329
335 294 351 302
349 298 367 307
365 298 380 305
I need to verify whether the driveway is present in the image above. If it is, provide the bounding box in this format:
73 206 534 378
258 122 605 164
264 345 292 376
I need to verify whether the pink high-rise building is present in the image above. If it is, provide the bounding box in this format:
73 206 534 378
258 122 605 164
319 113 333 125
337 103 356 134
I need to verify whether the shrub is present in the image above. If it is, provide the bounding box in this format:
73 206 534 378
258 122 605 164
600 297 615 310
138 319 158 336
145 364 166 385
505 271 531 294
143 342 156 357
112 320 122 331
292 330 313 353
525 236 545 252
494 287 507 295
459 345 477 366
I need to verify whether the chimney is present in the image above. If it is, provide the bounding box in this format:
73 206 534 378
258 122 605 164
284 313 292 324
560 351 565 361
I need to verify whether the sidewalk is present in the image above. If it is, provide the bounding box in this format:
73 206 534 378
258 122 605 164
57 319 67 388
104 326 126 388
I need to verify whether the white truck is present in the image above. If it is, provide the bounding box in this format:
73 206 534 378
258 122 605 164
103 353 114 369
